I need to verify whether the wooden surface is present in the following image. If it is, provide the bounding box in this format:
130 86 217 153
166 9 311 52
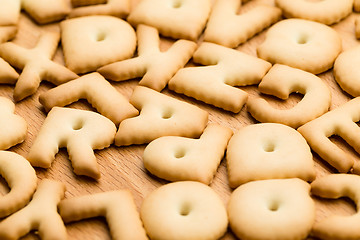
1 0 360 239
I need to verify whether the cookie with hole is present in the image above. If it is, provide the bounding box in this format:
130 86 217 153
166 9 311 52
60 15 136 74
115 86 208 146
228 178 315 240
143 123 233 185
127 0 211 41
27 107 117 179
226 123 315 188
275 0 353 25
257 18 342 74
141 181 228 240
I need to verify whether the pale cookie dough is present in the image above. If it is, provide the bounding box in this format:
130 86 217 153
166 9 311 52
227 123 315 188
115 86 208 146
59 190 148 240
0 97 27 150
247 64 331 128
275 0 353 25
204 0 281 48
311 174 360 240
61 15 136 74
39 72 139 126
69 0 130 18
98 24 197 91
228 178 315 240
27 107 117 179
333 45 360 97
0 0 20 26
143 123 233 184
0 179 66 240
257 18 342 74
298 97 360 173
141 181 228 240
127 0 211 41
0 31 78 101
169 42 271 113
0 151 37 218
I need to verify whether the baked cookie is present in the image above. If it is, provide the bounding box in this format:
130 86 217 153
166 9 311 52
257 18 342 74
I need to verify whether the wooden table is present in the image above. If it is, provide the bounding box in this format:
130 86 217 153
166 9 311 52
1 0 359 239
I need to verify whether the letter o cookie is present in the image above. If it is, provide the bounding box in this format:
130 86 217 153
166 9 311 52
228 178 315 240
257 19 342 74
141 181 228 240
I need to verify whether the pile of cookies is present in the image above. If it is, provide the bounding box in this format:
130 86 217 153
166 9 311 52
1 0 360 239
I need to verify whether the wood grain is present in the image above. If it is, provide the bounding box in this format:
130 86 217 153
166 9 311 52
0 0 359 239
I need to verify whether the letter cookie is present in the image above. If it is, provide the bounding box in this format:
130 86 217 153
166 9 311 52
39 72 138 126
98 24 197 91
257 19 342 74
61 15 136 74
298 97 360 173
0 31 78 101
71 0 107 7
356 18 360 39
275 0 353 25
169 42 271 113
0 151 37 218
69 0 130 18
204 0 281 48
143 124 233 184
127 0 211 41
0 97 27 150
28 107 117 179
227 123 315 188
247 64 331 128
115 86 208 146
141 181 228 240
333 46 360 97
0 0 20 26
355 0 360 12
228 179 315 240
311 174 360 240
0 26 17 44
0 179 66 240
59 190 147 240
21 0 71 24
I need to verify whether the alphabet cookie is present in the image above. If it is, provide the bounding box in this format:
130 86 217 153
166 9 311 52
0 97 27 150
275 0 353 25
168 42 271 113
228 178 315 240
298 97 360 173
0 26 17 44
0 151 37 218
59 190 148 240
311 174 360 240
61 15 136 74
98 24 197 91
69 0 130 18
0 31 78 101
247 64 331 128
71 0 106 7
0 179 66 240
39 72 139 126
27 107 117 179
127 0 212 41
0 0 20 26
143 124 233 184
333 45 360 97
257 18 342 74
0 57 18 84
115 86 208 146
204 0 281 48
227 123 315 188
141 181 228 240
